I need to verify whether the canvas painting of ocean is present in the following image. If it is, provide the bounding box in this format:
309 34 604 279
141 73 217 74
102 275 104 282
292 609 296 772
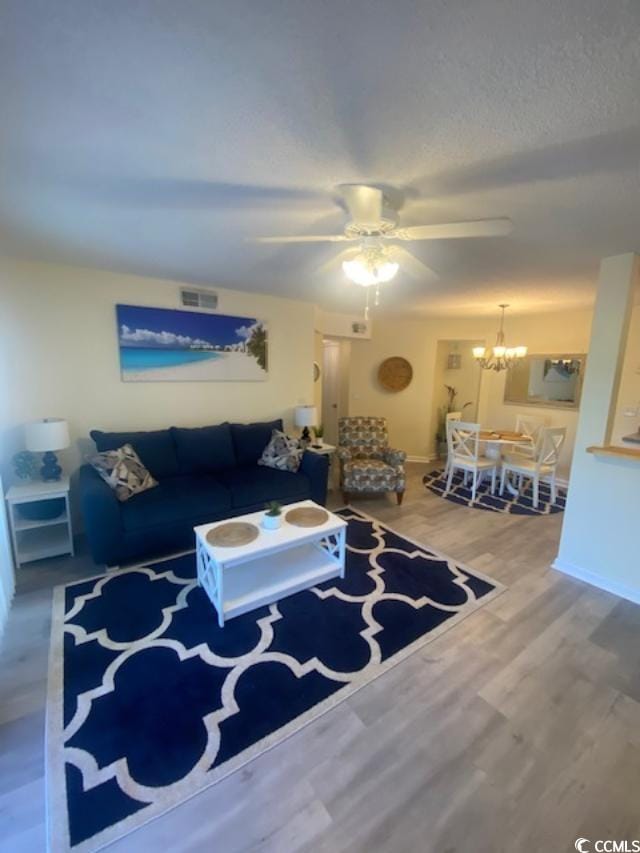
116 305 268 382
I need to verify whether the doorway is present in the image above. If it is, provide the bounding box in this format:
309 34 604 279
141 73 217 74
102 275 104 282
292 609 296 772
321 338 351 446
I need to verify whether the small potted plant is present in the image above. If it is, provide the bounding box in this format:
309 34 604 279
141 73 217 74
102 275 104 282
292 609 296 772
263 500 283 530
313 424 325 447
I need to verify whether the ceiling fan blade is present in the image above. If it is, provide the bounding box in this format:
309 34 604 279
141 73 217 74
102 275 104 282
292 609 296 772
395 218 513 241
338 184 383 226
318 246 360 275
249 234 352 244
386 246 439 280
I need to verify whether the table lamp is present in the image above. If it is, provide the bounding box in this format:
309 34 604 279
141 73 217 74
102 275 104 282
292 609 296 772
294 405 317 444
25 418 70 481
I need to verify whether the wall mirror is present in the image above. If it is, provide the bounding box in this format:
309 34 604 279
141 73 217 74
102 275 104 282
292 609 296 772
504 353 586 409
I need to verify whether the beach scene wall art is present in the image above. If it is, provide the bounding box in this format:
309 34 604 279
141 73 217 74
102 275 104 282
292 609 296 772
116 304 268 382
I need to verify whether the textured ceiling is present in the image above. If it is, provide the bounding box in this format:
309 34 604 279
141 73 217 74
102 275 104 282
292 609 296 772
1 0 640 316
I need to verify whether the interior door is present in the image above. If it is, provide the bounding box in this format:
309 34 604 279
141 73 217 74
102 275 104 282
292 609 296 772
322 340 341 446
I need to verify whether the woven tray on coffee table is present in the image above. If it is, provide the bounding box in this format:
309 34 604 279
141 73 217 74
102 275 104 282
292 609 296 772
206 521 260 548
285 506 329 528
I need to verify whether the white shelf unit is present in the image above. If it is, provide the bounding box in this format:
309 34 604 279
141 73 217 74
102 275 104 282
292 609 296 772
5 477 74 567
221 543 341 621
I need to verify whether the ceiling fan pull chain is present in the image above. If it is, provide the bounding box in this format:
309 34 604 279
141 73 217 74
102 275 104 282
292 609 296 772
375 283 380 306
364 287 370 320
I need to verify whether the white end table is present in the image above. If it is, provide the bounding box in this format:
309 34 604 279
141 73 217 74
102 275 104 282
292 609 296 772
5 477 74 567
307 442 337 488
194 500 346 627
306 442 336 457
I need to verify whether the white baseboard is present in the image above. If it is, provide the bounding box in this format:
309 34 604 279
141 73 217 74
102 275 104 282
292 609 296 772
552 557 640 606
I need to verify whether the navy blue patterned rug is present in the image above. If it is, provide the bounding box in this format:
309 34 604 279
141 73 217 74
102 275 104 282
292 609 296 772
47 509 502 852
423 468 566 515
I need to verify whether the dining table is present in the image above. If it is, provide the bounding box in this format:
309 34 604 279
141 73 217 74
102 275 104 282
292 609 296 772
479 429 534 496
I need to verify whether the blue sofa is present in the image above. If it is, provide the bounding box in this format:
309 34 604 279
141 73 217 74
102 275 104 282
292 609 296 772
79 419 329 565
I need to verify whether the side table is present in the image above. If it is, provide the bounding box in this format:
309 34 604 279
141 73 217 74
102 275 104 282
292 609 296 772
5 477 74 567
307 442 337 490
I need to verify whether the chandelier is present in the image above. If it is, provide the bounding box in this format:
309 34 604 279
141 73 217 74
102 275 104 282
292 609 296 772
473 304 527 372
342 239 399 319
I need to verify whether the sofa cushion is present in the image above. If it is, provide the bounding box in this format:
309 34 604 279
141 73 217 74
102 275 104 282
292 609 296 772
90 429 179 480
230 419 283 466
218 465 309 508
258 429 303 472
171 423 236 474
90 443 158 502
119 475 232 533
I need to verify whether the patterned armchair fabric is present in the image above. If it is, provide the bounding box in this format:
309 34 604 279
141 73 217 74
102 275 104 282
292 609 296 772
338 417 406 502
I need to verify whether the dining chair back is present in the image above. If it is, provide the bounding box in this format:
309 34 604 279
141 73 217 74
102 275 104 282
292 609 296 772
449 420 481 463
443 412 462 477
500 425 566 508
445 421 498 503
514 413 546 457
536 426 566 469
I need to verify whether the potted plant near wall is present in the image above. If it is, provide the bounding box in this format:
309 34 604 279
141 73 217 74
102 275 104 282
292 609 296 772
313 424 325 447
435 385 473 460
262 500 283 530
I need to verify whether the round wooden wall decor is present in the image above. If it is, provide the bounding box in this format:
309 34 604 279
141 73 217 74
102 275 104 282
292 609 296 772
378 356 413 392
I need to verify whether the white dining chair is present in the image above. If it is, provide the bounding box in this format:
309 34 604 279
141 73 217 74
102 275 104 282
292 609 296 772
445 421 498 504
443 411 462 478
500 426 566 509
510 413 547 460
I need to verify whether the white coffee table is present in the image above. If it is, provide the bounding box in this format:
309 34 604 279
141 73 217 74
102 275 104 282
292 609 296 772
194 500 347 627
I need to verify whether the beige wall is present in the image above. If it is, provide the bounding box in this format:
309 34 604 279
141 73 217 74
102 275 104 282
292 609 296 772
0 257 315 482
313 331 323 415
556 254 640 603
348 308 593 474
0 253 596 486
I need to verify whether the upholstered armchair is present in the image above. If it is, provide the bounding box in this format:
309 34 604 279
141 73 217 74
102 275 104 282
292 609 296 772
337 416 406 505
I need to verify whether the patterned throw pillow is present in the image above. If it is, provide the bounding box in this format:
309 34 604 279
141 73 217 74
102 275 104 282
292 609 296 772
90 443 158 502
258 430 304 472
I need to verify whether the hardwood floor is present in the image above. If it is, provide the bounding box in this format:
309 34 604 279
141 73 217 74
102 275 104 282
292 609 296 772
1 463 639 852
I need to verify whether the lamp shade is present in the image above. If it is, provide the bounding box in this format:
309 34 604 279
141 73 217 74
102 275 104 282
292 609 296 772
25 419 70 453
294 406 317 428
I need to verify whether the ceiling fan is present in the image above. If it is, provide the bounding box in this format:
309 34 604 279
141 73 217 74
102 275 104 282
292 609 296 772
250 184 513 295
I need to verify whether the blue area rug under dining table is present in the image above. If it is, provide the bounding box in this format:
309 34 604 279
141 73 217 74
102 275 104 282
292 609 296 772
423 468 566 515
47 508 502 852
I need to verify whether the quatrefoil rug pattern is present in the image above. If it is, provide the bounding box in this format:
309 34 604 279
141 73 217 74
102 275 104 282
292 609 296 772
47 509 502 852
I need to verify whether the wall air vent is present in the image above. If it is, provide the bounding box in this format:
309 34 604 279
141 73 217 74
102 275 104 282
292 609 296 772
180 289 218 310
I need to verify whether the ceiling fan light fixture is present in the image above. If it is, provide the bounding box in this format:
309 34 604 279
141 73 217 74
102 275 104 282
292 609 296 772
342 243 400 287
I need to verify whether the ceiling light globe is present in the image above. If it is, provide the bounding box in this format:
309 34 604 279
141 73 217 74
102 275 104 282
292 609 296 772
375 262 399 283
342 258 399 287
342 259 375 286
